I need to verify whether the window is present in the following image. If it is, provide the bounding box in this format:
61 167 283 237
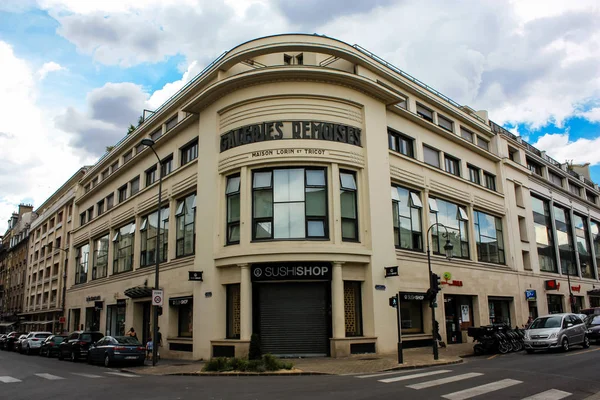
226 175 240 244
587 190 598 204
141 207 169 266
508 147 520 163
391 186 422 250
477 136 489 151
80 212 86 226
75 244 89 285
135 143 144 155
87 207 94 222
101 169 109 180
283 54 292 65
573 214 593 279
130 176 140 196
387 129 414 157
150 128 162 141
176 193 196 257
146 166 157 186
549 171 563 187
111 161 119 173
118 185 128 203
460 127 474 142
527 158 543 176
416 103 433 122
553 204 576 276
92 234 109 280
84 184 91 193
483 172 496 191
113 222 135 274
429 198 469 258
468 165 480 185
252 168 328 240
178 301 193 338
97 200 104 216
569 183 581 197
106 194 114 210
423 146 440 168
181 139 198 165
166 115 178 131
340 171 358 241
49 218 55 229
444 155 460 176
226 284 240 339
590 221 600 279
42 224 47 234
123 150 133 163
57 211 63 223
438 115 453 132
295 53 303 65
531 196 557 273
400 294 424 334
55 237 61 249
474 211 505 264
344 281 363 336
161 155 173 177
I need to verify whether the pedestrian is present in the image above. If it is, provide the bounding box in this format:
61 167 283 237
525 316 534 329
146 338 153 360
157 326 162 347
127 327 138 340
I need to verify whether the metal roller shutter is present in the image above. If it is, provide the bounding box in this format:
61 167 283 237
259 283 328 357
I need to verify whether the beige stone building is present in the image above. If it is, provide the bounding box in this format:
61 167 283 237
63 34 600 360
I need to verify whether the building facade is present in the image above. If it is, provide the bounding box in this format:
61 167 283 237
64 34 600 360
21 168 88 333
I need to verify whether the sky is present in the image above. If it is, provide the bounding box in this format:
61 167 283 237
0 0 599 234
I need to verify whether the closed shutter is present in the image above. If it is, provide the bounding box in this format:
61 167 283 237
259 283 328 356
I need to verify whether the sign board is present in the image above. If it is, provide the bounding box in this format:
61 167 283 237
169 296 192 306
461 305 470 322
384 266 398 278
572 285 581 293
94 301 103 311
85 295 101 302
58 317 66 324
400 292 426 301
251 262 332 282
525 289 537 301
116 299 127 306
545 280 560 290
152 289 164 306
375 285 386 291
189 271 203 281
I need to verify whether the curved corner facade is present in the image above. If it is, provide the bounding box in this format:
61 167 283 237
62 34 600 360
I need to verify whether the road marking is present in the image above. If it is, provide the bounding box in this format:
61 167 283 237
487 354 499 360
565 347 600 357
105 372 139 378
71 373 103 379
0 376 22 383
35 373 64 380
356 370 428 379
378 369 451 383
521 389 572 400
442 378 522 400
407 373 483 390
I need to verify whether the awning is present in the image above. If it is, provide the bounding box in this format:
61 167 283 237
124 286 153 299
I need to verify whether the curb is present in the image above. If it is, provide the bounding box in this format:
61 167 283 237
166 371 331 376
382 358 463 372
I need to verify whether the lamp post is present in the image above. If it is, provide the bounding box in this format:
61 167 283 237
425 222 453 361
140 138 163 366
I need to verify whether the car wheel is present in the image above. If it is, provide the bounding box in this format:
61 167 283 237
561 338 569 352
583 336 590 349
104 354 111 368
526 349 534 354
70 350 77 362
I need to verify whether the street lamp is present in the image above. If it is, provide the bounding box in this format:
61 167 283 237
425 223 453 360
140 138 163 366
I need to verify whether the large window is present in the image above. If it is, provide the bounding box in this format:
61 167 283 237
391 186 422 250
388 129 414 158
113 222 135 274
429 198 469 258
554 205 576 276
181 139 198 166
591 220 600 279
468 165 480 185
92 234 109 280
460 127 474 142
416 103 433 122
573 214 593 278
226 175 240 245
176 193 196 257
474 211 505 264
423 146 440 168
549 171 563 187
400 295 424 334
531 196 557 272
527 158 543 176
141 207 169 267
344 282 363 337
178 302 193 338
444 155 460 176
483 172 496 191
569 183 581 197
75 244 89 284
252 168 328 240
438 115 453 132
340 171 358 241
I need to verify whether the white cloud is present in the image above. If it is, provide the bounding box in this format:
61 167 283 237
36 61 66 80
579 107 600 123
533 131 600 166
147 61 203 110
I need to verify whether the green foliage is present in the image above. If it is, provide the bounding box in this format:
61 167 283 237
201 355 293 373
127 124 136 134
249 334 262 360
229 357 249 372
203 357 231 372
138 115 144 126
105 145 114 152
262 354 280 371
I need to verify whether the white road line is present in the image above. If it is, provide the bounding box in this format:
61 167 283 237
407 373 483 390
521 389 572 400
35 373 64 380
378 369 451 383
356 369 433 379
0 376 22 383
442 379 522 400
105 372 139 378
71 373 103 379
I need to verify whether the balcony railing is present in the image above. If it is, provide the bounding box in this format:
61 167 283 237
522 142 542 157
567 169 580 179
489 120 517 140
542 153 561 168
584 177 595 188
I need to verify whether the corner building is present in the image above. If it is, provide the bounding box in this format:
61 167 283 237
65 34 600 360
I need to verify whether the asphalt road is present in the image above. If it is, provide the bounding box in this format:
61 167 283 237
1 345 599 400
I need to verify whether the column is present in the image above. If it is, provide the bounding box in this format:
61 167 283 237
331 262 345 339
239 264 252 341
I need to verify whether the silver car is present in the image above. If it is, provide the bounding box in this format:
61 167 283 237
524 313 589 353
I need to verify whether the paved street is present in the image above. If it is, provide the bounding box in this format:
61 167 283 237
1 346 600 399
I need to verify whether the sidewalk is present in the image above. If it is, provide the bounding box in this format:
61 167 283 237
124 343 473 376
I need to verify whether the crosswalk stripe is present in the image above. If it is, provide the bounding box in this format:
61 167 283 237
407 373 483 390
105 372 139 378
35 373 64 380
521 389 572 400
0 376 21 383
378 369 451 383
442 379 522 400
71 373 103 379
356 370 427 379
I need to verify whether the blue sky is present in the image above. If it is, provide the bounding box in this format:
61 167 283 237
0 0 599 233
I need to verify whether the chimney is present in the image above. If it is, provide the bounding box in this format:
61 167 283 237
18 204 33 216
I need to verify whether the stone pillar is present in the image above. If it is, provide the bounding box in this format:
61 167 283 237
240 264 252 341
331 262 345 339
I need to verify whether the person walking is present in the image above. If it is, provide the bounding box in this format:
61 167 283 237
126 327 138 340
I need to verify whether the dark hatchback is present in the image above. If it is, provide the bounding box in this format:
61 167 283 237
88 336 146 367
3 332 26 351
39 335 66 357
58 331 104 361
586 315 600 343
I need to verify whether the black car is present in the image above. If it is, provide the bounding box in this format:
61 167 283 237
0 334 7 349
3 332 26 351
58 331 104 362
586 315 600 343
39 335 66 357
88 336 146 367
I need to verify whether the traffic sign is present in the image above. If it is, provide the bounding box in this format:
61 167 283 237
152 289 164 306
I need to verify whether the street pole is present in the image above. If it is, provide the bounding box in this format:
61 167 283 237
396 293 403 364
566 263 574 313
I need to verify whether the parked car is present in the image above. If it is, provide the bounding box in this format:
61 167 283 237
586 314 600 344
88 336 146 367
0 334 6 349
58 331 104 362
39 335 66 358
21 332 52 355
3 332 26 351
524 313 589 353
14 334 28 353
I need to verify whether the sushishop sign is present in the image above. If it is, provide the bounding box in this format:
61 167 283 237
251 262 332 282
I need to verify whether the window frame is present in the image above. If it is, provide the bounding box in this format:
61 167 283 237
460 127 474 142
483 172 496 191
416 103 434 122
180 138 199 166
387 128 414 158
437 114 454 132
473 210 505 264
423 145 441 168
391 185 423 251
118 185 128 203
161 154 174 177
97 199 105 216
467 164 481 185
140 207 169 267
130 176 140 196
444 154 461 177
429 197 470 259
175 193 196 258
165 115 178 131
106 194 114 210
74 243 89 285
344 281 363 337
340 170 359 242
548 171 563 187
532 195 557 273
477 136 490 151
145 165 157 187
92 234 109 280
226 174 241 245
112 222 135 274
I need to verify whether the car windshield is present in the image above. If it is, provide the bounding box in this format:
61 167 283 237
530 316 562 329
35 334 50 338
588 316 600 326
53 336 65 343
114 336 140 345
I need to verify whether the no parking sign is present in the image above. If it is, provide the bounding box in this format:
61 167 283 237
152 289 164 306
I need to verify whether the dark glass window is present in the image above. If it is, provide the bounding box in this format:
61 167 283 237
483 172 496 191
161 155 173 176
123 150 133 163
429 198 469 258
130 176 140 196
554 205 576 276
178 302 193 338
444 155 460 176
141 207 169 266
344 281 363 337
92 234 109 280
468 165 480 184
106 194 114 210
423 146 440 168
226 175 240 244
590 220 600 279
151 128 162 141
474 211 505 264
477 136 489 151
460 127 474 142
80 212 86 226
166 115 178 131
146 166 157 187
387 129 414 158
438 115 453 132
340 171 358 241
391 186 422 250
113 222 135 274
97 200 104 216
531 196 557 272
176 193 196 257
416 103 433 122
118 185 128 203
527 158 543 176
574 214 593 278
75 244 89 284
181 139 198 166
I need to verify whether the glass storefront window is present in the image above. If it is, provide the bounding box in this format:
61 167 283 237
178 302 193 338
572 296 584 313
547 294 564 314
400 296 424 334
474 210 505 264
392 186 422 251
429 197 469 258
532 196 557 273
488 298 511 325
106 304 126 337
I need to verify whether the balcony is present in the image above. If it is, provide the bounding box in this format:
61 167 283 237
522 141 542 157
567 169 580 179
489 120 517 140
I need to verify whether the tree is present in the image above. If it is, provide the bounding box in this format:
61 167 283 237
127 124 136 134
105 145 114 152
138 115 144 126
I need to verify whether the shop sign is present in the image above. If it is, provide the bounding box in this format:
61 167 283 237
525 289 537 301
169 297 192 306
384 266 398 278
189 271 204 281
400 292 426 301
572 285 581 293
441 272 463 287
251 262 332 282
375 285 386 291
86 295 101 302
58 317 66 324
116 299 127 307
545 280 560 290
94 301 103 311
220 120 362 152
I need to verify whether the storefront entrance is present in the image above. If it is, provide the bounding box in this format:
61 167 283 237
488 297 512 326
444 295 474 344
547 294 564 314
85 303 102 331
106 300 126 337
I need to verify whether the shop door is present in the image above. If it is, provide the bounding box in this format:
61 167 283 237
258 283 329 356
547 295 564 314
85 307 101 331
444 296 461 344
142 302 151 344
